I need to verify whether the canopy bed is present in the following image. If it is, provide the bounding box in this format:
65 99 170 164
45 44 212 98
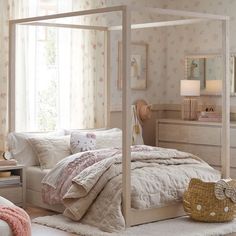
8 5 230 230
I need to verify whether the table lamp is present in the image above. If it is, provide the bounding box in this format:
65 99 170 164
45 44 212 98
205 80 222 95
180 80 200 120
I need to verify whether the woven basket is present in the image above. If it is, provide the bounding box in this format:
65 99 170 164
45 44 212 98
183 178 236 222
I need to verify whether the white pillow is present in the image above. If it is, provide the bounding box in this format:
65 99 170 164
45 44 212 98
96 130 122 149
28 135 71 169
70 129 122 154
7 130 65 166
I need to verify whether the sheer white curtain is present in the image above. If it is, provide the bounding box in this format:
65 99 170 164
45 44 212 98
0 0 11 150
15 0 38 131
14 0 106 131
69 0 106 129
0 0 35 149
70 27 106 129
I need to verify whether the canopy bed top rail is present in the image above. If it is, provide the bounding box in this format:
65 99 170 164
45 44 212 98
21 22 108 31
9 5 125 25
131 6 229 20
21 19 208 31
9 5 229 27
108 18 208 31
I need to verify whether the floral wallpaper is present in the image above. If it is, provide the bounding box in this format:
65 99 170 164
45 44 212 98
107 0 167 110
107 0 236 109
162 0 236 106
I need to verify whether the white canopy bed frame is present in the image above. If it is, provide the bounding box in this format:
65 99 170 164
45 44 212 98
9 5 230 228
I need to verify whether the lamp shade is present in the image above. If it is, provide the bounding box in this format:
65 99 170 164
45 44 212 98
180 80 200 96
206 80 222 94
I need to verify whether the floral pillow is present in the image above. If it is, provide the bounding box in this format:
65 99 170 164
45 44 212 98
70 132 96 154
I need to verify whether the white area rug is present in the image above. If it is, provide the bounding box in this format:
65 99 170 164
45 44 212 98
32 214 236 236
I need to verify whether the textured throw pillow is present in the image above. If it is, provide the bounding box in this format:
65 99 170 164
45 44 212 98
70 129 122 154
70 132 96 154
7 130 65 166
28 135 71 169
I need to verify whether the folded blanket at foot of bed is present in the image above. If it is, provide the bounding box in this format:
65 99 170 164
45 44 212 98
42 145 221 232
0 206 31 236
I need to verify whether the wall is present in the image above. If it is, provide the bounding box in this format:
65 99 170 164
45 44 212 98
108 0 236 146
163 0 236 108
106 0 168 110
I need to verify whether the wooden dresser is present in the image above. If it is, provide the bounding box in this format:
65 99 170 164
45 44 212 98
156 119 236 177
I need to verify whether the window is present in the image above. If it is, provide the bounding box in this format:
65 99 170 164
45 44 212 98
15 1 106 132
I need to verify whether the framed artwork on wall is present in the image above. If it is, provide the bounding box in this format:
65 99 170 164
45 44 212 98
117 42 148 90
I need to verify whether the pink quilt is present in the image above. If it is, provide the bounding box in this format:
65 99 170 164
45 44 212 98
42 145 221 232
42 148 121 204
0 206 31 236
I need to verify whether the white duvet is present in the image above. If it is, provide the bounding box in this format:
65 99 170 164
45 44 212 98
42 145 220 232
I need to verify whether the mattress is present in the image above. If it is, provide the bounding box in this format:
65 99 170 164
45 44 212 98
26 166 50 191
26 166 64 213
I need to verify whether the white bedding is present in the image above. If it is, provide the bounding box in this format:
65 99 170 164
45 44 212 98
26 166 50 191
26 166 65 213
42 145 221 232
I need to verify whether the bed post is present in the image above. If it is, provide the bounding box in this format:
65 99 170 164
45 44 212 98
122 6 131 227
221 18 230 178
9 22 16 132
105 30 111 128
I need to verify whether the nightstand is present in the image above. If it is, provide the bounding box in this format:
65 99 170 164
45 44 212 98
0 165 25 208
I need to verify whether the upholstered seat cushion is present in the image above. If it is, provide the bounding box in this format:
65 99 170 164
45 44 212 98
0 196 14 236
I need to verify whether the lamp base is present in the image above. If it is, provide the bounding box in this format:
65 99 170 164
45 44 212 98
182 98 198 120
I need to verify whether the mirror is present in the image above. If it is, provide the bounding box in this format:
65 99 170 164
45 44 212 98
185 54 236 95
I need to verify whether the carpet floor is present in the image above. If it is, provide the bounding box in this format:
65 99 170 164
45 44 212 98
32 214 236 236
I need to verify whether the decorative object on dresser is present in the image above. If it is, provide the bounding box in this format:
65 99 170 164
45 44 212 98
156 119 236 177
183 178 236 222
0 165 25 208
180 80 200 120
198 111 222 122
205 80 222 95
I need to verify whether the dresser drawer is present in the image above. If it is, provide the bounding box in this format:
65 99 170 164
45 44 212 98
159 123 221 146
0 186 23 204
158 124 188 143
188 126 221 146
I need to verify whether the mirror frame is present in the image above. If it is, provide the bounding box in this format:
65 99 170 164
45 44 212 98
185 53 236 96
